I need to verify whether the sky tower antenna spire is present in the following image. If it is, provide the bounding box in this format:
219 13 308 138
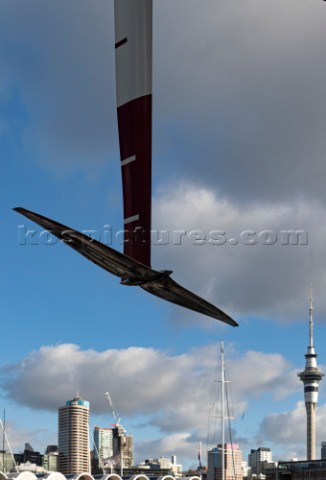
309 283 313 348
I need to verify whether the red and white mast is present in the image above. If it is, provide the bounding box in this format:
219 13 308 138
114 0 153 267
14 1 238 327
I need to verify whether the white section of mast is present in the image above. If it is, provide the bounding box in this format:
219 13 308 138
114 0 152 107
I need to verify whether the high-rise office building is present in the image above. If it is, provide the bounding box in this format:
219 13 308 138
58 395 91 474
207 444 242 480
93 427 113 471
112 425 133 468
248 447 272 476
298 288 324 460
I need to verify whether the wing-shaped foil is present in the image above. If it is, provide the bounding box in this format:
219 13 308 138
14 208 237 327
115 0 152 267
141 278 237 326
14 207 154 280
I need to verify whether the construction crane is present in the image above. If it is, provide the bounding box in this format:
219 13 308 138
105 391 121 426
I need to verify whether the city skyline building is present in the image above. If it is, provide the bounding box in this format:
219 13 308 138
298 287 324 461
58 395 91 474
0 451 16 473
207 443 242 480
137 456 182 476
321 442 326 460
248 447 273 477
112 425 133 469
93 426 113 472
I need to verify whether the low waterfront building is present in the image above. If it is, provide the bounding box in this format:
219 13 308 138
139 456 182 476
16 461 46 474
265 459 326 480
322 442 326 460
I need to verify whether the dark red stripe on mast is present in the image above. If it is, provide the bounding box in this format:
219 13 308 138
117 94 152 266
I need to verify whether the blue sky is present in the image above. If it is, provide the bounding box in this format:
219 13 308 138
1 0 326 469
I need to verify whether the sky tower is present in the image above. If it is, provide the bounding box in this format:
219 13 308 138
298 286 324 460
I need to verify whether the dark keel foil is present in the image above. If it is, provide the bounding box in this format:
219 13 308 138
14 207 238 327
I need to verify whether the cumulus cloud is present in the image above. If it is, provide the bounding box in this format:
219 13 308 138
0 343 298 435
0 342 304 462
153 0 326 204
1 341 320 464
227 351 299 402
152 181 326 321
255 400 326 460
258 401 306 447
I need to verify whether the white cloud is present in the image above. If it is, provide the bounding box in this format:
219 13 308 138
152 181 326 322
1 343 296 415
0 343 300 455
153 0 326 204
258 401 306 447
256 401 326 461
2 340 322 464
